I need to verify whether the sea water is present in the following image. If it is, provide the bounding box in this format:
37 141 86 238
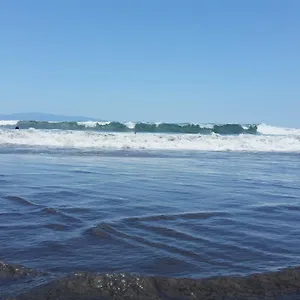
0 123 300 299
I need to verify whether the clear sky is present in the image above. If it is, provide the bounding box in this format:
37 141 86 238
0 0 299 126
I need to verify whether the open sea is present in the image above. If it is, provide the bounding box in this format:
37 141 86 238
0 121 300 299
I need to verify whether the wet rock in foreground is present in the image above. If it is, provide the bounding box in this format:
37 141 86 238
7 266 300 300
0 261 41 280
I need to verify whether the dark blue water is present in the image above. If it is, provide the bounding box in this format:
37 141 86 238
1 150 300 281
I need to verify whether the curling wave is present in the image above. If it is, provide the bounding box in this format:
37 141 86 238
0 120 258 135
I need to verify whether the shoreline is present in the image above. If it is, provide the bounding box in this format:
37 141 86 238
1 261 300 300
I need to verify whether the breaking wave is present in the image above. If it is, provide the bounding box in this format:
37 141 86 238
0 129 300 152
0 120 258 135
257 123 300 136
1 120 300 153
2 120 300 137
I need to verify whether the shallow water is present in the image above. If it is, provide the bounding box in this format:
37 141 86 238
1 149 300 298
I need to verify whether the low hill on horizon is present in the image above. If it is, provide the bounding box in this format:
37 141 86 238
0 112 102 122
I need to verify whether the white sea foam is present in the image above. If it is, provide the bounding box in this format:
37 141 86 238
0 129 300 152
257 124 300 136
0 120 19 126
124 121 136 129
77 121 111 128
198 123 214 129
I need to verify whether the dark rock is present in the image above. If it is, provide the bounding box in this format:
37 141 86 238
0 261 40 280
7 266 300 300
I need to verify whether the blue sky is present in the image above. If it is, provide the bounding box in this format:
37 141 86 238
0 0 299 126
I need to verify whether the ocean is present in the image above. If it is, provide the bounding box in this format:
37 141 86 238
0 120 300 299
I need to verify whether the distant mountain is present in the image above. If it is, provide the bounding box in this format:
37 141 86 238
0 112 103 122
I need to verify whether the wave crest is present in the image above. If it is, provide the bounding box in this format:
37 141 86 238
0 120 258 135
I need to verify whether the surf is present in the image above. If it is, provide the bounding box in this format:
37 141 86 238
0 120 258 135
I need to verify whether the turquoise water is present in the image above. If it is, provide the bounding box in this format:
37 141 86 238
1 120 257 134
